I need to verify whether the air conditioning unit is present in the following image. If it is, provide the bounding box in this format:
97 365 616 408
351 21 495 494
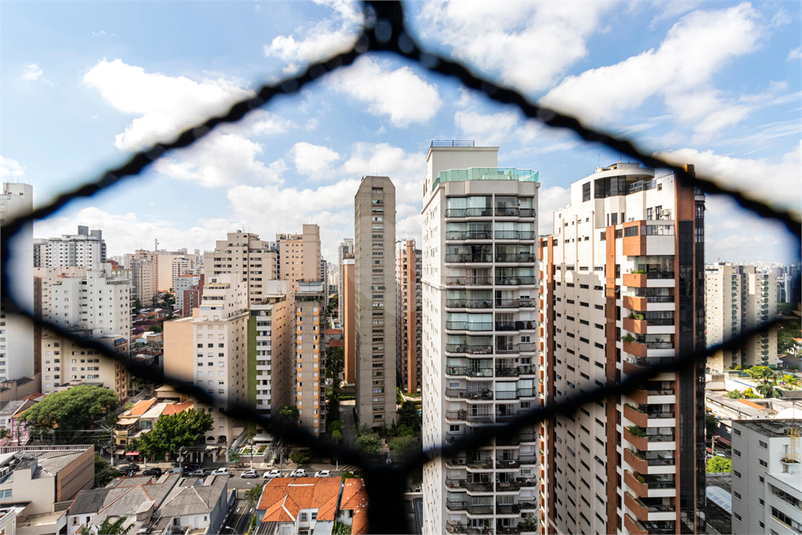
458 458 466 465
661 209 672 219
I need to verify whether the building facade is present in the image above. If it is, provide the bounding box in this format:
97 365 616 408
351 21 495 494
338 238 354 303
128 257 157 303
294 281 327 436
705 262 777 372
731 419 802 535
175 273 204 317
203 231 278 306
354 176 397 428
342 257 356 386
421 143 540 535
164 275 249 445
277 224 321 296
0 183 34 382
33 226 106 268
396 240 422 394
539 163 706 534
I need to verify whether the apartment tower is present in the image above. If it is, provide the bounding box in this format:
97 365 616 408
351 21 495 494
203 231 278 306
0 183 34 382
421 143 540 535
338 239 354 303
396 240 422 393
354 176 397 428
294 281 328 435
34 225 106 268
539 163 706 534
343 256 356 385
277 224 321 295
705 263 777 372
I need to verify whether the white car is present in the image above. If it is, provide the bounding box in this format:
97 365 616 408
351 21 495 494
210 468 230 476
188 469 205 477
263 470 282 479
314 470 331 477
290 469 306 477
241 469 258 478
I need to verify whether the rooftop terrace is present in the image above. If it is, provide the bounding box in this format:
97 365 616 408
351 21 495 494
433 167 538 192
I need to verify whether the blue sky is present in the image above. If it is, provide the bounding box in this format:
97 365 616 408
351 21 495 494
1 0 800 264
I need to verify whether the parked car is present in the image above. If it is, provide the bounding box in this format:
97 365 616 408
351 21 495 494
121 464 139 472
314 470 331 477
210 467 230 476
263 470 281 479
142 468 162 476
290 469 305 477
168 466 183 474
241 469 258 478
188 468 205 477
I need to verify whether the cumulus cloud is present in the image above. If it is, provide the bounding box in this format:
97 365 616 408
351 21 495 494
327 57 442 127
22 64 54 85
34 207 237 258
289 142 341 179
789 46 802 60
0 156 26 181
416 1 617 93
264 0 361 68
541 3 765 138
537 185 571 236
83 59 252 151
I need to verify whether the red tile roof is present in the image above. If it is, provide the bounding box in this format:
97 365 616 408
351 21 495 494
329 339 345 348
258 477 341 524
737 399 765 410
161 400 194 416
340 479 369 534
128 398 157 416
324 329 342 335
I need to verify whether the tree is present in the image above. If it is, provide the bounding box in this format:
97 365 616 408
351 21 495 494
355 433 382 454
705 414 718 436
706 457 732 473
781 374 800 387
132 298 142 311
19 385 118 433
245 482 264 507
138 409 213 458
397 401 421 434
389 436 420 461
277 405 299 431
289 451 309 465
94 455 120 488
81 515 132 535
151 324 163 333
748 367 783 398
331 430 343 442
726 390 743 399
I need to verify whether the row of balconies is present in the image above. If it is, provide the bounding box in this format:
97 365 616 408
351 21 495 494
445 207 536 218
445 298 536 309
444 431 537 446
446 321 536 332
445 343 537 355
445 254 536 264
445 276 537 286
445 409 534 424
446 478 538 493
446 520 538 535
445 366 538 378
445 230 536 241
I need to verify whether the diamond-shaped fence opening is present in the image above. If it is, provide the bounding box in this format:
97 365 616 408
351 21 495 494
1 2 799 533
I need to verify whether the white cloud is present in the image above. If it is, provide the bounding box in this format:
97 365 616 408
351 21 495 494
83 59 252 151
541 3 764 137
34 207 236 258
263 0 361 68
289 142 340 179
22 64 53 85
789 46 802 60
341 142 426 206
456 110 520 147
0 156 26 181
416 1 618 93
537 185 571 236
327 57 442 127
659 141 802 213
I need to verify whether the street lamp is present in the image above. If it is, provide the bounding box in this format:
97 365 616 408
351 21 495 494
224 526 237 535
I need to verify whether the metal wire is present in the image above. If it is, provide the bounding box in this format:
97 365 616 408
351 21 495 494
1 1 799 533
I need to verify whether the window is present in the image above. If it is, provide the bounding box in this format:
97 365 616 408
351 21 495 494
582 182 591 202
733 470 741 478
759 440 768 449
759 459 768 468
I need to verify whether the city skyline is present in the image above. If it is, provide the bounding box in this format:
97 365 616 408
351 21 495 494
0 1 798 265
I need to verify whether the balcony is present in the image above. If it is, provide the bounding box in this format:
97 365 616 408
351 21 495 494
467 504 493 515
495 479 521 490
625 492 649 522
624 449 648 473
446 344 493 355
624 405 648 428
624 513 649 535
495 321 519 331
446 388 493 400
623 317 648 335
446 499 469 511
446 253 493 264
623 273 648 288
496 458 521 469
625 426 649 451
446 299 493 309
518 454 538 465
495 365 537 377
496 276 537 286
466 480 494 492
446 478 467 489
624 470 649 496
623 296 647 311
445 208 493 218
623 339 648 358
446 276 493 286
446 322 494 332
496 298 536 308
446 230 493 240
494 230 536 239
446 521 468 534
495 253 535 263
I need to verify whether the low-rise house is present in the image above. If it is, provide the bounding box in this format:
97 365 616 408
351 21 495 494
0 402 36 435
112 399 195 462
338 479 368 535
150 475 229 535
0 446 94 535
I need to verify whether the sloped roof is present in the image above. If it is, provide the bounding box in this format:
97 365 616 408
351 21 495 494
69 474 180 517
161 400 194 416
0 400 34 417
340 479 369 535
128 398 157 416
258 477 340 524
155 474 228 519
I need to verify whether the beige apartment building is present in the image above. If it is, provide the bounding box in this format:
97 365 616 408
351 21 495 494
41 329 130 401
420 143 540 535
705 262 777 372
278 224 321 295
248 280 293 436
342 257 356 385
126 249 188 293
396 240 422 393
129 257 157 303
539 163 706 535
164 275 249 445
338 239 354 303
294 281 327 436
203 231 278 305
354 176 397 428
170 255 195 289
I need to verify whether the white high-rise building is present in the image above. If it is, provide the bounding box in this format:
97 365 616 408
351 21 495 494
705 263 778 372
34 225 106 268
0 183 34 381
204 231 278 306
421 143 540 535
731 419 802 535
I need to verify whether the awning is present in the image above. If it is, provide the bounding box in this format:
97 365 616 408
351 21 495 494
713 435 731 446
125 451 139 456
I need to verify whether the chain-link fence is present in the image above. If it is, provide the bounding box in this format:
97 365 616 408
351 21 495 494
1 1 799 533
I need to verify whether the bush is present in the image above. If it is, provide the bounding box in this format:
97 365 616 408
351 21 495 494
626 425 646 438
706 457 731 473
355 433 382 454
289 451 309 465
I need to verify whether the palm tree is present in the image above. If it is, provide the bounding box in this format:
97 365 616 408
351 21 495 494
81 516 132 535
748 367 782 398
